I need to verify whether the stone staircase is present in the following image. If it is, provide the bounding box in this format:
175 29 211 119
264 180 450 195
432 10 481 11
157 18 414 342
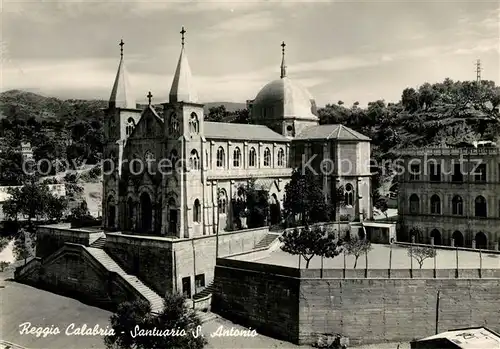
85 247 164 314
196 310 217 323
192 281 214 300
254 233 281 249
90 237 106 249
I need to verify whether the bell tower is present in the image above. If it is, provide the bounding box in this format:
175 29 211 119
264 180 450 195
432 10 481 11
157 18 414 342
103 39 141 230
162 27 207 239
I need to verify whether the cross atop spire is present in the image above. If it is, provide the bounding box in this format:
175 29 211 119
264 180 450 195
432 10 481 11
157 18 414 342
119 39 124 58
180 26 186 47
280 41 287 79
147 91 153 105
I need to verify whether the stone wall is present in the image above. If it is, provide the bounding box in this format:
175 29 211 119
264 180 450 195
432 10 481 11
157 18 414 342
211 259 300 343
105 226 269 298
20 245 138 311
36 226 93 258
212 259 500 346
299 276 500 345
105 233 174 296
172 226 269 296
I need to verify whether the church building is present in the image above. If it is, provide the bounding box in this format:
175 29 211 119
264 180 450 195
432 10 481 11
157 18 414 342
102 27 373 240
17 27 375 314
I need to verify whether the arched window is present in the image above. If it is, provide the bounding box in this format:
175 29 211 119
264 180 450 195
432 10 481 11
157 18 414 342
218 189 227 214
263 147 271 167
344 183 354 206
452 195 463 215
169 115 179 135
249 147 257 167
409 194 420 214
452 231 464 247
475 195 487 217
430 194 441 214
170 149 178 169
105 151 115 172
190 113 199 133
233 147 241 167
216 147 225 168
131 156 142 174
430 229 441 245
144 150 155 162
126 118 135 136
277 148 285 167
190 149 200 170
193 199 201 223
475 232 487 249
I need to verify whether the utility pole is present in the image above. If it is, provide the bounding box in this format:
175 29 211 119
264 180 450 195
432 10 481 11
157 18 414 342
435 290 440 334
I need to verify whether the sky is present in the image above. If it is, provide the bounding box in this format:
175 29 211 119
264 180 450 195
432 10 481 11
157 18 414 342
1 0 499 107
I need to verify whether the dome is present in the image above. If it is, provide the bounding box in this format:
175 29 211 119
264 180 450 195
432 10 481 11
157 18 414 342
251 77 319 122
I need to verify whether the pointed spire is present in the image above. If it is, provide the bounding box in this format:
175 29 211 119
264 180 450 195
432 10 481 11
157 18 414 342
109 39 136 109
280 41 287 79
169 27 198 103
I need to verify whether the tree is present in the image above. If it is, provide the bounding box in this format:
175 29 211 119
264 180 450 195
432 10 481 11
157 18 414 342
344 238 373 268
231 109 250 124
374 197 389 218
0 148 30 186
13 229 32 265
401 87 419 112
280 225 343 268
0 261 10 272
240 179 270 228
3 183 65 222
408 245 436 269
333 184 346 222
46 195 68 221
206 105 228 122
105 293 206 349
283 167 331 226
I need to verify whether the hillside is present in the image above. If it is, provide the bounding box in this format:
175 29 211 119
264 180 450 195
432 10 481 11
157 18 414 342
0 90 245 122
1 80 499 169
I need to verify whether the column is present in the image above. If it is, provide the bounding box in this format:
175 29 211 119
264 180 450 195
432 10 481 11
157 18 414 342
243 142 248 168
204 182 212 235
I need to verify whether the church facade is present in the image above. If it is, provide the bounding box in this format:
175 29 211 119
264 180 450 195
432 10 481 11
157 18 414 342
102 30 373 240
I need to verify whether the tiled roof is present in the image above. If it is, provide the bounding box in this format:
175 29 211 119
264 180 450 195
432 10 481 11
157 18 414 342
295 124 371 141
204 122 288 142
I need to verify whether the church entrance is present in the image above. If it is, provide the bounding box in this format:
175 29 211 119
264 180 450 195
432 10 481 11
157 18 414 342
269 194 281 225
140 192 152 233
107 196 115 229
155 199 162 235
169 209 178 236
108 205 115 228
127 198 134 231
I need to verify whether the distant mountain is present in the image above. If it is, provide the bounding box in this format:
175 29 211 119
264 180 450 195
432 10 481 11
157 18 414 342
203 102 247 113
0 90 246 121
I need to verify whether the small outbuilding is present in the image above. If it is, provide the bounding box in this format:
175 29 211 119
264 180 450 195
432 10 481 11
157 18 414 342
410 326 500 349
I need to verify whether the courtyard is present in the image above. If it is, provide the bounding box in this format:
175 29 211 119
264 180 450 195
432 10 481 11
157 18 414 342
235 243 500 269
0 271 411 349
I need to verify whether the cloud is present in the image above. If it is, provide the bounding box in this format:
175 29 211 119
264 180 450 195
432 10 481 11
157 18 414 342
201 11 278 39
453 38 500 55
